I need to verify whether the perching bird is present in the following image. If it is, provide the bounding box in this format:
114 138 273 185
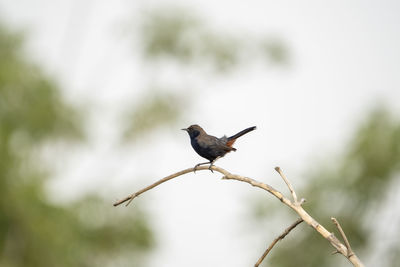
182 124 256 171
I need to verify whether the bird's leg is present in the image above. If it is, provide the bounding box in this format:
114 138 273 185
208 157 222 173
193 157 222 173
193 161 212 173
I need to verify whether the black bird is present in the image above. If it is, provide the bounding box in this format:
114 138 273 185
182 125 256 171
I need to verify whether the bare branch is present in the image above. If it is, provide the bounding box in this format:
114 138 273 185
114 165 290 207
114 165 365 267
331 217 355 258
114 167 201 206
255 218 303 267
274 166 298 203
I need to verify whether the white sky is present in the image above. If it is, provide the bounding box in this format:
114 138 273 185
1 1 400 266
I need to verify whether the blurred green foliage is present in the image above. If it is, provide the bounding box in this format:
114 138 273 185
254 107 400 267
139 7 289 72
123 89 183 141
260 38 289 65
124 7 289 142
140 8 201 64
0 24 153 266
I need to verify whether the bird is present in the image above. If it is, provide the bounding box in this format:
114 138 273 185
182 124 256 172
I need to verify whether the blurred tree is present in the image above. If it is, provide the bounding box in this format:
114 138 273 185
140 7 239 72
0 24 153 266
123 89 183 141
139 7 289 72
253 107 400 267
123 7 289 141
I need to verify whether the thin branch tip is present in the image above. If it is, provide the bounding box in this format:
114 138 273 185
125 198 133 206
255 218 304 267
331 217 355 258
113 165 227 207
274 166 298 203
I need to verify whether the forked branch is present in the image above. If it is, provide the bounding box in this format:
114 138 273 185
332 217 355 258
114 165 364 267
274 167 298 203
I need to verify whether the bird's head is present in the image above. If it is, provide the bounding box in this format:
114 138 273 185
181 124 204 138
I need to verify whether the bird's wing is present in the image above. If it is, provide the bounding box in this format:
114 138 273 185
197 135 233 157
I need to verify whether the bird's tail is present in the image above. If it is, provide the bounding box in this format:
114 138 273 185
226 126 256 147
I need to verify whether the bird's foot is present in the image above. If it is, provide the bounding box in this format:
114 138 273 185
193 163 202 173
208 163 214 173
193 161 213 173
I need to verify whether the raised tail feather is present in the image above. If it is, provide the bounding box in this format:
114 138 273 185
228 126 257 141
226 126 257 147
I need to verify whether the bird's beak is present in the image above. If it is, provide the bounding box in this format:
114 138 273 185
181 128 188 132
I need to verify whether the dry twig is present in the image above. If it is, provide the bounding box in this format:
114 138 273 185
113 167 196 206
331 217 355 258
274 167 298 203
114 165 364 267
254 218 303 267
